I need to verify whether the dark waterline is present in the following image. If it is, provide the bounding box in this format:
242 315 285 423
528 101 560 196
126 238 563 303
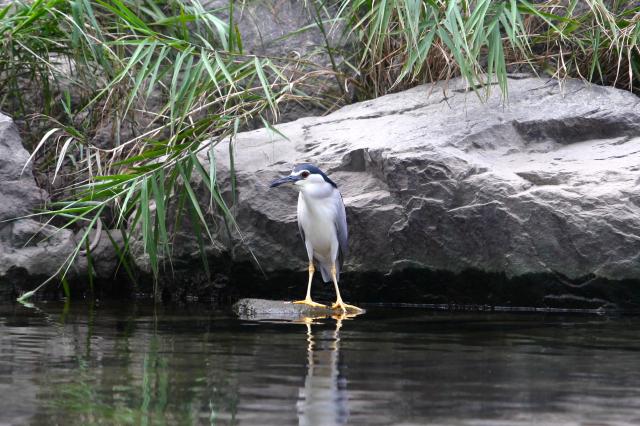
1 302 640 425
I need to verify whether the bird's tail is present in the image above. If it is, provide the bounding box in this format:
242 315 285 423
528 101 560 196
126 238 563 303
319 262 339 283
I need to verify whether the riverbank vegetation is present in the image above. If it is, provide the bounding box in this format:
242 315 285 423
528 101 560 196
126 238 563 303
1 0 638 299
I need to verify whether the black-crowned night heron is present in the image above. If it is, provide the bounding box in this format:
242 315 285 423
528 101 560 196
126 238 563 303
270 163 361 313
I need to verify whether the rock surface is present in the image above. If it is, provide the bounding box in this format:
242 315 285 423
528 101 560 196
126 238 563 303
198 76 640 310
0 113 120 299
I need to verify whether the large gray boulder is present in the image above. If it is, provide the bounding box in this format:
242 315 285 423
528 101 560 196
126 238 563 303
0 113 119 298
198 76 640 309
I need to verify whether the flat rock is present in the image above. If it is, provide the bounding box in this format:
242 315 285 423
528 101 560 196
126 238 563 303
233 298 343 320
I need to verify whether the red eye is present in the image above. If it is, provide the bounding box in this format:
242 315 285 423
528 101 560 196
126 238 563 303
301 171 310 178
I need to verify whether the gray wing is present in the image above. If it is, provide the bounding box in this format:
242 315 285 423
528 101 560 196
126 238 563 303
297 194 306 245
298 219 305 244
333 189 348 268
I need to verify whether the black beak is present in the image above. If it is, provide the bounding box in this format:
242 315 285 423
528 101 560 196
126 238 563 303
270 175 300 188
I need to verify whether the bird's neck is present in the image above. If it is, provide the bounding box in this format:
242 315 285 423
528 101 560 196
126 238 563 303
299 184 334 215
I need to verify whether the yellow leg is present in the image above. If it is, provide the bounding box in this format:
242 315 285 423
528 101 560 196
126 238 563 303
293 263 327 308
330 263 363 313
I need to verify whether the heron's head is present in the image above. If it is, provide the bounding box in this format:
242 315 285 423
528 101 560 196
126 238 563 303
269 163 337 190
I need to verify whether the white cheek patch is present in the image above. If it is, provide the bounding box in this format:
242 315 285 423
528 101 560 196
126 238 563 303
295 175 313 186
307 174 324 184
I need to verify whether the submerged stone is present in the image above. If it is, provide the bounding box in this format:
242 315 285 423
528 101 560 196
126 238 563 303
233 298 363 321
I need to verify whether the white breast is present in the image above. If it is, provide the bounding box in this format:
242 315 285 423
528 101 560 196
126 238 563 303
297 183 338 259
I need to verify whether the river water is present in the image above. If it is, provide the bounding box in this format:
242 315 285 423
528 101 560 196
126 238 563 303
1 302 640 425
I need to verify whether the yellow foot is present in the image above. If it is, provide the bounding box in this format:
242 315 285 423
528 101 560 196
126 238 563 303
292 299 327 309
331 301 363 313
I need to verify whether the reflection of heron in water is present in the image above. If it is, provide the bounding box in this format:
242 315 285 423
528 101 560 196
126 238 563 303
233 301 363 425
296 314 356 426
